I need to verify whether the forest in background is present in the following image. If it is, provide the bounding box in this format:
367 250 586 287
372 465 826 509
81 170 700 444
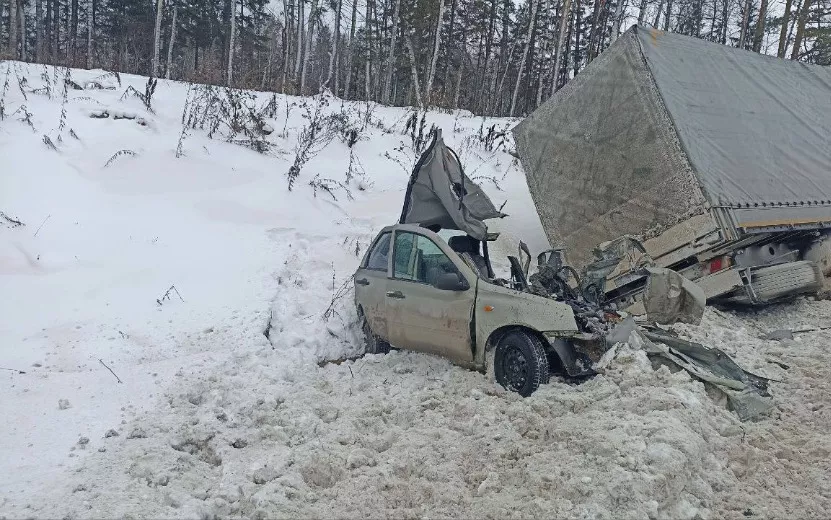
1 0 829 116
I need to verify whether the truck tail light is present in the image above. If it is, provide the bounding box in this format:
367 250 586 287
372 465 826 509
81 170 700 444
707 256 731 274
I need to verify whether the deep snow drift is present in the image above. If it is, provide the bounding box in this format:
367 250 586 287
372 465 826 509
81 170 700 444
1 62 829 519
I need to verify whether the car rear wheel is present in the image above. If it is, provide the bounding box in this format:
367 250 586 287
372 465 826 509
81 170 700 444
362 318 391 355
494 330 550 397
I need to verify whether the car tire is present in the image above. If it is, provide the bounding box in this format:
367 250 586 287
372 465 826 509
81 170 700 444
494 330 550 397
362 318 391 355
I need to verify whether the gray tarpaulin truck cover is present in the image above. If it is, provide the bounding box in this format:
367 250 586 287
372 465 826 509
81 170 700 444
513 25 831 267
400 130 505 241
637 28 831 208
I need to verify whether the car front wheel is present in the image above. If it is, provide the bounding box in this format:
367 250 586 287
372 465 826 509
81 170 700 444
494 331 550 397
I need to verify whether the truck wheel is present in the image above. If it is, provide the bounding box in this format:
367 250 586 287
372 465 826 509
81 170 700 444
725 261 822 304
494 331 550 397
362 318 391 355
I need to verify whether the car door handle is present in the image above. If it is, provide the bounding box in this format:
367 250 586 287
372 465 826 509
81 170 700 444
386 290 405 299
356 278 370 286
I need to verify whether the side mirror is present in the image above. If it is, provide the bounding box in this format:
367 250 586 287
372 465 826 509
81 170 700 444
435 272 469 291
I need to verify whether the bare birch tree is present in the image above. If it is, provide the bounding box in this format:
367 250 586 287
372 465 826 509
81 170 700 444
344 0 358 98
406 35 424 108
325 0 343 90
152 0 164 76
36 0 43 61
738 0 751 48
299 0 318 93
752 0 767 52
535 0 550 107
364 0 372 101
510 0 538 116
778 0 793 57
382 0 401 104
424 0 446 105
8 0 19 58
551 0 572 96
165 3 177 79
228 0 236 86
636 0 648 24
612 0 625 38
789 0 814 59
86 0 92 68
294 0 304 84
18 0 26 60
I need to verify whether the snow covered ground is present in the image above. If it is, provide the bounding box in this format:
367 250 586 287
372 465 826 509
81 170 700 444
1 62 829 519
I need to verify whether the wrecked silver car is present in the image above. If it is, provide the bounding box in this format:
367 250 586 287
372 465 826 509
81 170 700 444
355 130 772 419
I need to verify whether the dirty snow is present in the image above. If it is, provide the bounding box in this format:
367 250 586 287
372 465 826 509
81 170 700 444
1 62 829 519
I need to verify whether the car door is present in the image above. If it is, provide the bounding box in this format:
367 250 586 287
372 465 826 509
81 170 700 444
386 230 475 364
355 231 392 340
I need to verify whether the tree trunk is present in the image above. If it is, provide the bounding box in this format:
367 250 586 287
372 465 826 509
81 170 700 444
70 0 78 64
382 0 400 103
85 0 92 68
364 0 372 101
281 0 292 89
424 0 445 105
663 0 672 30
535 0 550 107
653 0 663 28
441 0 457 102
453 47 463 108
524 0 540 114
165 4 177 79
227 0 235 86
45 0 52 61
789 0 812 59
573 0 582 76
151 0 163 76
61 0 67 62
551 0 572 95
587 0 603 61
612 0 625 38
54 0 60 61
19 0 26 60
777 0 792 57
494 37 517 114
299 0 318 94
405 36 423 108
344 0 357 98
325 0 342 90
476 0 497 113
263 22 279 89
294 0 304 81
751 0 767 52
510 0 539 116
738 0 751 48
636 0 647 24
36 0 43 61
8 0 18 58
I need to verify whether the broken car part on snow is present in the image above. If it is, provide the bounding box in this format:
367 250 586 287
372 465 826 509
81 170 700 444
514 26 831 309
354 130 772 420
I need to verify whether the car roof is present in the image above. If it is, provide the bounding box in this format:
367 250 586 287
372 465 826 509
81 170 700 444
378 223 439 236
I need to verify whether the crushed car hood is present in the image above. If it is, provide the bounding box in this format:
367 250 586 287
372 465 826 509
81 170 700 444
399 130 505 241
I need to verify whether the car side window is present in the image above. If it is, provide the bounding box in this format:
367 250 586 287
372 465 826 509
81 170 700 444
365 232 391 271
394 231 461 285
